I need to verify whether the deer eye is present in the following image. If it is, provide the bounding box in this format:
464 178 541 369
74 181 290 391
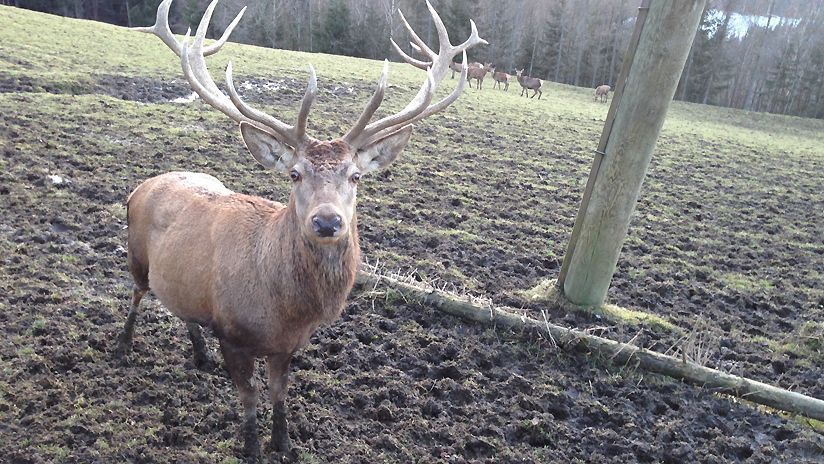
350 172 361 184
289 170 302 182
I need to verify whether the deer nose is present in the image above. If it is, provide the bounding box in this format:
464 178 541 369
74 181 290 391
312 214 342 237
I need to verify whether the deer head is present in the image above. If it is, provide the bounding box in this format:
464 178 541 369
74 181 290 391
136 0 486 245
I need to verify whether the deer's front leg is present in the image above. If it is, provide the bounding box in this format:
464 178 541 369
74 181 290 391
220 341 260 460
266 353 293 453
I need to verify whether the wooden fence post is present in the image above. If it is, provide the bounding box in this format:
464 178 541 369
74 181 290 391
561 0 706 306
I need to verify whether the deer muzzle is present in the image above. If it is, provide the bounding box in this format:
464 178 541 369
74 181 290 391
307 205 347 243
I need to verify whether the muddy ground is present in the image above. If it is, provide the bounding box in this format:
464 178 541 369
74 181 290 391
0 71 822 463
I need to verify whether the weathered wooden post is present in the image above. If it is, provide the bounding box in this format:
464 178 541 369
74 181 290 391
559 0 706 306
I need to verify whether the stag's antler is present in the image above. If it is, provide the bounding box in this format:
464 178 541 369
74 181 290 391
135 0 317 148
342 0 488 148
136 0 485 151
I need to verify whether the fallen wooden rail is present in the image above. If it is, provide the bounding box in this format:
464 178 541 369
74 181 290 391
355 269 824 422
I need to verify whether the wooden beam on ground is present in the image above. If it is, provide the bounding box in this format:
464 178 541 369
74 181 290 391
356 269 824 422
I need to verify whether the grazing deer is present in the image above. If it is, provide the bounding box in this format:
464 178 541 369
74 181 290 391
467 62 492 89
489 66 509 91
116 0 485 459
516 69 542 99
595 84 611 103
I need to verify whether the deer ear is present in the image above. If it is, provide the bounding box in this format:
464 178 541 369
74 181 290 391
240 122 297 172
354 125 413 174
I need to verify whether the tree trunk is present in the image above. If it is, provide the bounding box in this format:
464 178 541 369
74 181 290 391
701 2 732 106
573 42 584 86
607 0 626 86
554 13 565 82
528 24 539 76
678 43 694 101
308 0 313 52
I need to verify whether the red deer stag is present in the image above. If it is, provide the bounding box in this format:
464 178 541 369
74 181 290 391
516 69 542 99
489 66 509 91
595 84 611 103
116 0 485 459
467 62 492 89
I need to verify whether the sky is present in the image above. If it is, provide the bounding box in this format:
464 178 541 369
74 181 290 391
708 10 801 37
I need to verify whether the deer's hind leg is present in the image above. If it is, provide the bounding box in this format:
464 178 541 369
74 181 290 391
115 246 150 359
114 286 147 359
186 322 216 371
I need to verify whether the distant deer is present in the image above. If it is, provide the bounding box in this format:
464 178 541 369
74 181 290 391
118 0 486 459
449 61 462 78
595 84 611 103
450 61 483 79
467 62 492 89
516 69 542 99
489 66 509 91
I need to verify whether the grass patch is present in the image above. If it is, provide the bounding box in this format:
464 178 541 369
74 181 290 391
719 272 774 294
769 322 824 365
521 278 675 330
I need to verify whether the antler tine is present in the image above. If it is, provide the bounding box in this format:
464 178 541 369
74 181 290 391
348 71 436 148
132 0 245 57
225 63 317 147
138 0 316 147
425 1 487 80
189 1 230 98
390 38 430 71
342 61 388 144
364 51 469 147
345 0 486 149
295 65 318 143
225 62 292 135
131 0 180 54
397 9 435 60
208 5 246 56
177 0 249 124
180 31 246 123
453 19 488 57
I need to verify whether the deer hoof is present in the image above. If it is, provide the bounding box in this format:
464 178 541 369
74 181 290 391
242 430 261 462
192 352 217 372
267 436 291 454
113 340 131 361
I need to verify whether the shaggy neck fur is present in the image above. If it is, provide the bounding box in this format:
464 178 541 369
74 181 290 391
258 196 359 325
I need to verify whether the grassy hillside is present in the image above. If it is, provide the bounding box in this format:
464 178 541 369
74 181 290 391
1 5 822 462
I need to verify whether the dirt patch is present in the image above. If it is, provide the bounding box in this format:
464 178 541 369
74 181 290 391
0 73 378 105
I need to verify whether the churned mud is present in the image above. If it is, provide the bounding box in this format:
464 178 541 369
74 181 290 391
0 72 821 462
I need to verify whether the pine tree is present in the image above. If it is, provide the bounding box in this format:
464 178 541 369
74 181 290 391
315 0 355 56
127 0 165 28
538 0 566 81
